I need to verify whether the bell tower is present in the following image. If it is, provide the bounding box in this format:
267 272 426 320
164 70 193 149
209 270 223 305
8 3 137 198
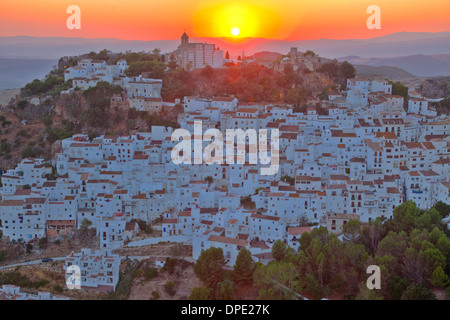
181 32 189 46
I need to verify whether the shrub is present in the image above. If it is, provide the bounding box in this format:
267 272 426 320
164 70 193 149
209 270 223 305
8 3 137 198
144 267 158 280
38 237 48 249
189 286 213 300
165 280 176 296
133 269 143 278
164 257 177 275
151 291 160 300
0 250 7 262
53 285 63 293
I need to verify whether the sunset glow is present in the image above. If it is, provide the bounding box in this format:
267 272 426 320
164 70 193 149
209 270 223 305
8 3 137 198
0 0 449 41
231 28 240 37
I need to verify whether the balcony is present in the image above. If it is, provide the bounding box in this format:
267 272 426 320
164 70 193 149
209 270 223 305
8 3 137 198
25 211 40 216
364 201 376 207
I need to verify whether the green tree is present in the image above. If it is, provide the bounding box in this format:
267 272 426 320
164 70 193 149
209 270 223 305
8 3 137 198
144 267 158 280
437 97 450 114
201 65 215 79
253 261 299 300
125 60 165 78
433 201 450 218
387 275 410 300
161 68 194 101
165 280 176 296
194 247 226 288
303 50 316 57
359 217 387 254
272 240 287 262
80 218 92 230
303 274 326 300
254 187 264 195
164 257 177 275
317 61 339 78
189 286 213 300
285 88 307 109
151 291 160 300
422 247 446 280
234 247 255 285
92 49 109 61
339 61 356 79
401 284 436 300
168 54 178 70
388 81 409 100
0 250 6 262
38 237 47 249
16 100 28 110
376 231 409 269
217 279 236 300
431 266 449 287
415 208 443 232
387 200 420 234
436 236 450 258
343 219 362 241
240 196 255 209
205 176 214 185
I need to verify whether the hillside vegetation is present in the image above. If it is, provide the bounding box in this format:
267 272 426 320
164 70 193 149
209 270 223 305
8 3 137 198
0 49 354 171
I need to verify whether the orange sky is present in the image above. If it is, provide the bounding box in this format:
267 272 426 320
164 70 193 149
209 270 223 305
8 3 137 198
0 0 449 40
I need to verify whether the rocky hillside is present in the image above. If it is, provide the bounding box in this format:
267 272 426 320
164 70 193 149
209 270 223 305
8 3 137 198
418 77 450 99
0 49 352 171
0 84 181 172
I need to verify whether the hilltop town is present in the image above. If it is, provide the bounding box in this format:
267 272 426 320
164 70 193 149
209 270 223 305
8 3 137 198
0 34 449 300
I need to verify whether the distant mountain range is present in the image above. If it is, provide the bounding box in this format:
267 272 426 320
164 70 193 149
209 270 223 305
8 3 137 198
338 54 450 77
1 31 450 59
0 36 180 60
0 31 449 89
351 65 415 81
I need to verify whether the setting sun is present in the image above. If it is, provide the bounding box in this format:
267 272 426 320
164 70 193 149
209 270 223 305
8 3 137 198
193 2 283 39
231 27 240 36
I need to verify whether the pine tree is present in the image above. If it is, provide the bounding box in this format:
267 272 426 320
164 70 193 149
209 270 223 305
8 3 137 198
431 266 450 288
193 247 225 287
217 279 236 300
271 239 287 262
168 54 178 70
225 51 230 60
189 286 213 300
234 247 255 284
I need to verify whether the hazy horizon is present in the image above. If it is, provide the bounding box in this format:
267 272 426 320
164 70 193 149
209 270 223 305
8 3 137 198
2 29 450 43
1 30 450 90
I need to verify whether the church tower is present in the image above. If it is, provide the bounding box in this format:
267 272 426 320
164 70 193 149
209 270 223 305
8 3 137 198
181 32 189 46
